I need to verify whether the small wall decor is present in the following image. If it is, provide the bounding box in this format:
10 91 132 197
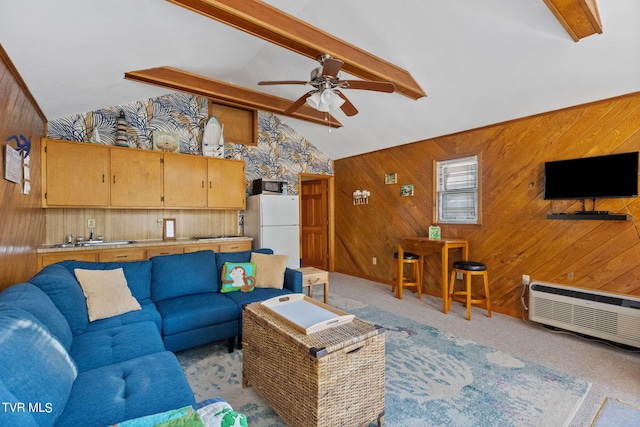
153 131 181 152
385 173 397 184
163 218 176 240
3 144 22 184
115 110 128 146
400 184 414 197
202 115 225 158
353 189 370 205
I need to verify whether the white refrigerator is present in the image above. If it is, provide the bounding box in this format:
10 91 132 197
245 194 301 269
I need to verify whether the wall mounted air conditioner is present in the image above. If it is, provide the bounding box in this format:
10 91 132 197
529 281 640 348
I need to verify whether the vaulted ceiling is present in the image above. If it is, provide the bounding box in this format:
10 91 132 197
1 0 639 159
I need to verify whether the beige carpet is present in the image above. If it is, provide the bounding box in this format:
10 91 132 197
327 273 640 427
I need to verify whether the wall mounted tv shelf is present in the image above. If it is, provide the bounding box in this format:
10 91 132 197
547 213 628 221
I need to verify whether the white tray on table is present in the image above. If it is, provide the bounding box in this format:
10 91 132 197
261 294 354 335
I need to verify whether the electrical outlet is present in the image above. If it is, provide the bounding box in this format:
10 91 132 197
157 219 164 228
87 219 96 229
568 272 574 280
372 257 377 265
522 274 530 286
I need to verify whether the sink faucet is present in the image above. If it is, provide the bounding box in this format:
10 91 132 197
89 230 94 241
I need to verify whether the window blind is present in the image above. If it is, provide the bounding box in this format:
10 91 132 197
437 155 478 224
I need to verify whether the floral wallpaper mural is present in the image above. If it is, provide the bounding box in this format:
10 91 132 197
47 92 334 197
48 93 208 154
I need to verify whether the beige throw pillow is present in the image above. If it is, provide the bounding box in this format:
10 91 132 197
250 253 289 289
74 268 141 321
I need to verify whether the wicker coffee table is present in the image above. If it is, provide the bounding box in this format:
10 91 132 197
242 299 386 427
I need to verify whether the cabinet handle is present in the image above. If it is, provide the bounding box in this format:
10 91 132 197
113 175 116 184
202 180 205 188
102 174 105 183
209 181 212 189
116 255 128 258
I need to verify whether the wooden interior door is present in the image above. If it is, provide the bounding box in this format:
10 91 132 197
300 179 328 269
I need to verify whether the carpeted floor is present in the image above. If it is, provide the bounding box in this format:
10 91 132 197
176 286 593 426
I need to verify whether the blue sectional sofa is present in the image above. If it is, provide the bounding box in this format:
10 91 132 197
0 248 302 426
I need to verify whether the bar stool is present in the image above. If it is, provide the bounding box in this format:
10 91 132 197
447 260 491 320
392 251 423 299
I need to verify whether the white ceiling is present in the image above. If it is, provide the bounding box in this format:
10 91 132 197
1 0 639 159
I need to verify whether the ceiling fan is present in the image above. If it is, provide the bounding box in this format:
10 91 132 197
258 54 395 117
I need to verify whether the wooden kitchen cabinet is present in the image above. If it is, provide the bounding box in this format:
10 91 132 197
219 240 251 252
98 248 146 262
164 154 208 207
208 158 246 209
42 138 246 209
183 243 220 253
43 139 110 207
110 148 164 207
37 251 98 269
37 238 253 269
146 246 184 258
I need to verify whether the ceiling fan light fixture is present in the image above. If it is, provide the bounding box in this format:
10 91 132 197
306 89 345 112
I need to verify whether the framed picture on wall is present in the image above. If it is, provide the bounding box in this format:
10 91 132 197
163 218 176 240
400 184 414 197
385 173 397 184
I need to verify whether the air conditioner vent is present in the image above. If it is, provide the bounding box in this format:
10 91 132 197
529 281 640 348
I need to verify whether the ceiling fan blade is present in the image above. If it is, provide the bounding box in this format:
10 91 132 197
321 57 344 78
284 91 313 114
341 80 395 93
258 80 309 86
335 91 358 117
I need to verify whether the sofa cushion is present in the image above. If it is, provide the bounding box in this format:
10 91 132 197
250 252 288 289
151 251 218 301
83 302 162 334
74 268 142 321
0 283 73 351
70 321 166 372
0 308 78 427
55 351 195 427
29 263 89 335
60 260 153 304
214 248 273 289
220 262 256 293
155 293 238 335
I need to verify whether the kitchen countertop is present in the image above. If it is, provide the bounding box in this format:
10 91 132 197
37 237 253 253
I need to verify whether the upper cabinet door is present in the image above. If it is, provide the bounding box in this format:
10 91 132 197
208 158 246 209
163 154 208 207
110 148 163 207
44 139 110 207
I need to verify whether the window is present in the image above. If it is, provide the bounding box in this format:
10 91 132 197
435 155 479 224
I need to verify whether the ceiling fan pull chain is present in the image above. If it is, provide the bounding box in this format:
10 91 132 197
326 112 332 132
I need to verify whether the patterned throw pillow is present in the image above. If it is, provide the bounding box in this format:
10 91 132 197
220 262 256 293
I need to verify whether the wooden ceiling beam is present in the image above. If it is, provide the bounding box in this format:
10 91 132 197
166 0 426 100
543 0 602 42
124 66 342 128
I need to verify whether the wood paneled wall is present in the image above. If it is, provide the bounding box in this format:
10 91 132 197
45 208 240 244
0 46 46 290
335 92 640 317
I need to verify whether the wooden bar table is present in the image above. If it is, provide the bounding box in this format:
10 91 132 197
397 237 469 312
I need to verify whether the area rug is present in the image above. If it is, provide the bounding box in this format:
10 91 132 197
176 294 591 427
591 398 640 427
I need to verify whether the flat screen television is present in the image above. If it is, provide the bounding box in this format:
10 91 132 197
544 152 639 200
